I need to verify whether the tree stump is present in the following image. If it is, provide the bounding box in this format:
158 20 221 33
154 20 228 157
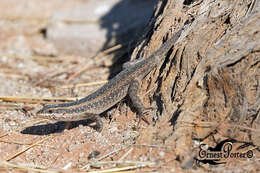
130 0 259 169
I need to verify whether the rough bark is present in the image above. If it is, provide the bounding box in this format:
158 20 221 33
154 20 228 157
131 0 259 167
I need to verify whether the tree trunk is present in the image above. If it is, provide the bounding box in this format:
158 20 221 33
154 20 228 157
131 0 259 168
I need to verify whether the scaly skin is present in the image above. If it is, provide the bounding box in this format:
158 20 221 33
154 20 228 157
36 26 185 131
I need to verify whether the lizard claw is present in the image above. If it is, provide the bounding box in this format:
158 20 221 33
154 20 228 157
143 106 156 114
137 106 156 125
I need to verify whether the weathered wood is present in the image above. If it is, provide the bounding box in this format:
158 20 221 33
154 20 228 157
132 0 260 167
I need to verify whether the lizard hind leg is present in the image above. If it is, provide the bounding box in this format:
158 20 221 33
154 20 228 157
93 115 103 132
87 115 103 132
128 79 155 125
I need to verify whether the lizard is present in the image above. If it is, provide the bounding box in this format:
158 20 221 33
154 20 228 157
36 24 186 132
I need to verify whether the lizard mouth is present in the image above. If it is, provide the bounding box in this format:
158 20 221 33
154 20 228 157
36 109 53 116
36 109 43 115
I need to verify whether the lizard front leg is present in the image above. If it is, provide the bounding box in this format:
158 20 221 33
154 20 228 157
128 79 153 124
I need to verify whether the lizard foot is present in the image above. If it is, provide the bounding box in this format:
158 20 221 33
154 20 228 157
137 107 156 125
89 116 103 132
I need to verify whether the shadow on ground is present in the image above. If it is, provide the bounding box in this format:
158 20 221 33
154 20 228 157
21 120 94 135
22 0 157 135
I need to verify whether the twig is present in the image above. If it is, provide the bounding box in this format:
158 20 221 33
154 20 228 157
133 144 166 148
96 145 130 162
143 86 156 96
81 145 131 169
67 43 127 82
0 133 8 138
103 44 123 54
0 54 65 63
58 80 107 89
0 96 77 104
86 161 156 173
0 161 59 173
0 103 20 108
119 148 133 161
0 139 54 148
6 136 52 161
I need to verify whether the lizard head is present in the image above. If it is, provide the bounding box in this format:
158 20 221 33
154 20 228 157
36 104 68 121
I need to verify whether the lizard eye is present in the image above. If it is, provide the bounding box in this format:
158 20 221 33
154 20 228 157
48 110 53 114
